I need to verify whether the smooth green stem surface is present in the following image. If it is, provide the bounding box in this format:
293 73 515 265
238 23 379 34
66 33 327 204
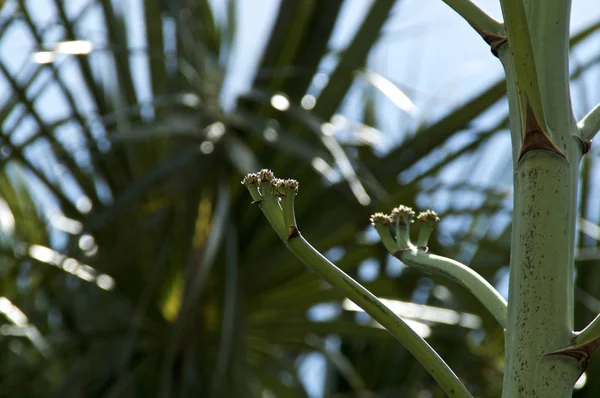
400 250 507 329
416 225 433 249
503 150 580 397
441 0 503 34
579 103 600 141
258 182 287 239
394 223 411 249
286 235 474 398
373 224 398 253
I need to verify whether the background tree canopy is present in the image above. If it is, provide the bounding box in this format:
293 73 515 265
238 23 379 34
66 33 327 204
0 0 599 397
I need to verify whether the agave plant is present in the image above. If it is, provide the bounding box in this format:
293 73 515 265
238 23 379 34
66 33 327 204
0 0 599 397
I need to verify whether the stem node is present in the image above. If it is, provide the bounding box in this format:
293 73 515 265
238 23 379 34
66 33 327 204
518 99 566 161
574 136 593 155
288 226 300 240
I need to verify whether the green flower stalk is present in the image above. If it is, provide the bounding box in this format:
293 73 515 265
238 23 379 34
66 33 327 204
242 172 261 202
390 205 415 250
372 205 507 329
243 170 473 398
369 213 397 253
280 178 299 239
416 210 440 251
243 170 287 240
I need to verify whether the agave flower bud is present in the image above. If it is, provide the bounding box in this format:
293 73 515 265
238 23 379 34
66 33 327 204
280 179 300 235
391 205 416 226
418 209 440 224
416 210 440 251
370 212 398 253
258 169 275 183
370 212 392 225
242 173 259 185
284 178 299 194
271 178 287 196
389 205 415 249
242 173 262 202
257 169 277 197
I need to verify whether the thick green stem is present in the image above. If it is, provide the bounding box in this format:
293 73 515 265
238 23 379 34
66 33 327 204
503 150 580 397
496 1 583 394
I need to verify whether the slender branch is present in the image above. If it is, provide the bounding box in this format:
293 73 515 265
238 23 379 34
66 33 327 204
499 0 547 133
497 46 522 167
242 172 474 398
399 251 507 329
574 313 600 346
441 0 504 35
579 103 600 141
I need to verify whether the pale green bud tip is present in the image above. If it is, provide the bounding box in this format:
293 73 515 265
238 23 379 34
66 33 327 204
242 173 259 185
258 169 275 183
417 209 440 224
391 205 415 225
370 212 392 225
284 178 299 193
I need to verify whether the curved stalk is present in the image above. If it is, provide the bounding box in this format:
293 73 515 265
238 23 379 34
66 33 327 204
398 250 507 329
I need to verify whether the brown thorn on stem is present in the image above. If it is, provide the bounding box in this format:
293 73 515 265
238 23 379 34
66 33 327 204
288 226 300 240
518 98 566 161
545 336 600 374
471 25 507 57
251 200 263 206
575 136 593 155
392 249 411 259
